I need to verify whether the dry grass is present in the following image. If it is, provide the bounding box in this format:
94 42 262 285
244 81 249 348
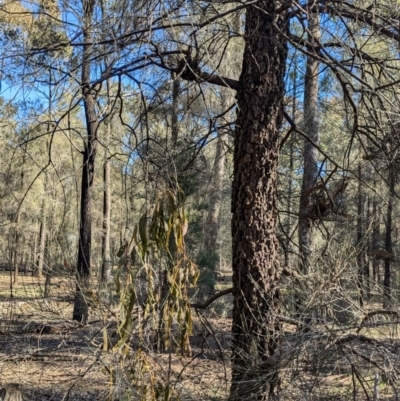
0 272 231 400
0 272 399 400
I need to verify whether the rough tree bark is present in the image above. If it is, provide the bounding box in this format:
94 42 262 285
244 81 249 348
230 2 287 399
284 67 297 268
72 0 99 323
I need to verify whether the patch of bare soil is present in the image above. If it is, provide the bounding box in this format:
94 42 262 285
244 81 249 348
1 273 399 401
0 273 231 400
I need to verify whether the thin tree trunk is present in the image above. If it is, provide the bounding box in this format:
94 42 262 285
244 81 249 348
383 165 394 308
46 206 57 295
37 199 46 279
32 223 38 276
101 141 111 282
372 199 380 284
373 372 380 401
298 11 320 276
204 128 228 252
365 195 371 299
44 223 52 298
119 168 124 247
101 77 112 283
13 143 27 284
171 71 180 146
36 70 52 282
356 162 364 307
230 2 287 399
295 11 320 320
13 210 20 284
19 240 25 275
44 273 51 297
204 15 236 274
72 0 99 323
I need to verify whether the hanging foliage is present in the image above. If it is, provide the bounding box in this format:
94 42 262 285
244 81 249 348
107 187 198 399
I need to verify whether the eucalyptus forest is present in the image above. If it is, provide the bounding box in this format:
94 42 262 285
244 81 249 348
1 0 400 400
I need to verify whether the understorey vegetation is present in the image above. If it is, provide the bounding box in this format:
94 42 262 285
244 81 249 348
0 0 400 400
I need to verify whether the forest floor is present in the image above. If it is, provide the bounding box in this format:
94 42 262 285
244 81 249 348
0 272 231 400
0 273 399 400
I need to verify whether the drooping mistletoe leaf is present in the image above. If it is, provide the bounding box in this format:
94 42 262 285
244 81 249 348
138 213 148 256
113 186 199 359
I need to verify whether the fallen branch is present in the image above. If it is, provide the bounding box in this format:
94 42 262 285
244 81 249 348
334 333 377 346
191 288 232 309
357 309 400 333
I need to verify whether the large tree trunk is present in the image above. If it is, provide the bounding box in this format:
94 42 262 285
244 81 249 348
230 2 287 400
72 0 99 323
298 11 320 276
